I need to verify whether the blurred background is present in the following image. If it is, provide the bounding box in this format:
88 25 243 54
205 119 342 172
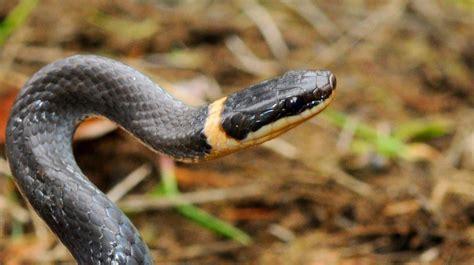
0 0 473 264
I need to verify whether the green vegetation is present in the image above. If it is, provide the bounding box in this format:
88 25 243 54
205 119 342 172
322 110 452 159
152 159 252 245
0 0 38 46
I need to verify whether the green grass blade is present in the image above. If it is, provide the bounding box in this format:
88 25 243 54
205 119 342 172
394 120 451 141
322 110 408 158
155 157 252 245
175 204 252 245
0 0 38 46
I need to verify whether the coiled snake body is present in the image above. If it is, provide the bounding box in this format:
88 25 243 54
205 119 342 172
5 55 336 264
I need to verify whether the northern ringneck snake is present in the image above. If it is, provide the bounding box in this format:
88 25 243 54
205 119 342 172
5 55 336 264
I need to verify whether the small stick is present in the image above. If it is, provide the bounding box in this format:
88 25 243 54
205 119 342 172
262 138 298 160
119 184 264 212
281 0 341 41
316 0 407 66
225 35 278 76
107 164 152 203
239 0 289 60
319 163 374 197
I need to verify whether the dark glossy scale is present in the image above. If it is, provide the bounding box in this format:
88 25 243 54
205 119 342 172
6 56 212 264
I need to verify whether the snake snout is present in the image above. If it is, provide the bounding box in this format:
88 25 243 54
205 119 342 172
330 73 337 91
312 72 335 100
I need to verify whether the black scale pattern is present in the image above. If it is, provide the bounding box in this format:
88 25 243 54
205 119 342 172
5 55 211 264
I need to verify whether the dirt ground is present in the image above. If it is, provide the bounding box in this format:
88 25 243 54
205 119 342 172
0 0 473 264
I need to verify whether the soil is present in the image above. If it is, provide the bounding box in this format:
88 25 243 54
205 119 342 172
0 1 473 264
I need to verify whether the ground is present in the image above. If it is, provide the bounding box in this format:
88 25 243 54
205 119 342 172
0 1 473 264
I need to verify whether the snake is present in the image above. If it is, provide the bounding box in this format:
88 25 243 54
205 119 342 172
5 55 336 264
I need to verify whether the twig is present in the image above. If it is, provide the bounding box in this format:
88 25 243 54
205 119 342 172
315 0 407 67
411 0 467 51
268 224 295 242
262 138 298 160
157 156 252 245
225 35 278 76
335 115 358 153
0 158 11 176
239 0 289 60
0 196 30 223
27 203 51 239
430 111 474 208
159 241 244 261
445 111 474 168
319 162 374 197
0 159 30 222
107 164 152 203
119 184 264 212
9 46 74 64
281 0 341 41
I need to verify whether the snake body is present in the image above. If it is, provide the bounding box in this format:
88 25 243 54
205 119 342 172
5 55 336 264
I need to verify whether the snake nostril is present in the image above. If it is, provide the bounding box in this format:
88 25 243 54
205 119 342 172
330 74 336 90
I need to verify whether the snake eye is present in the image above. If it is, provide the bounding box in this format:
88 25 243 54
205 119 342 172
221 112 251 140
285 96 304 114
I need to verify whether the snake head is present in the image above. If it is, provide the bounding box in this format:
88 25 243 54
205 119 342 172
203 70 336 159
221 70 336 141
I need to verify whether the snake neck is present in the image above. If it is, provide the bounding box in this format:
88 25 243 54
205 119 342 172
24 56 212 160
5 55 214 264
